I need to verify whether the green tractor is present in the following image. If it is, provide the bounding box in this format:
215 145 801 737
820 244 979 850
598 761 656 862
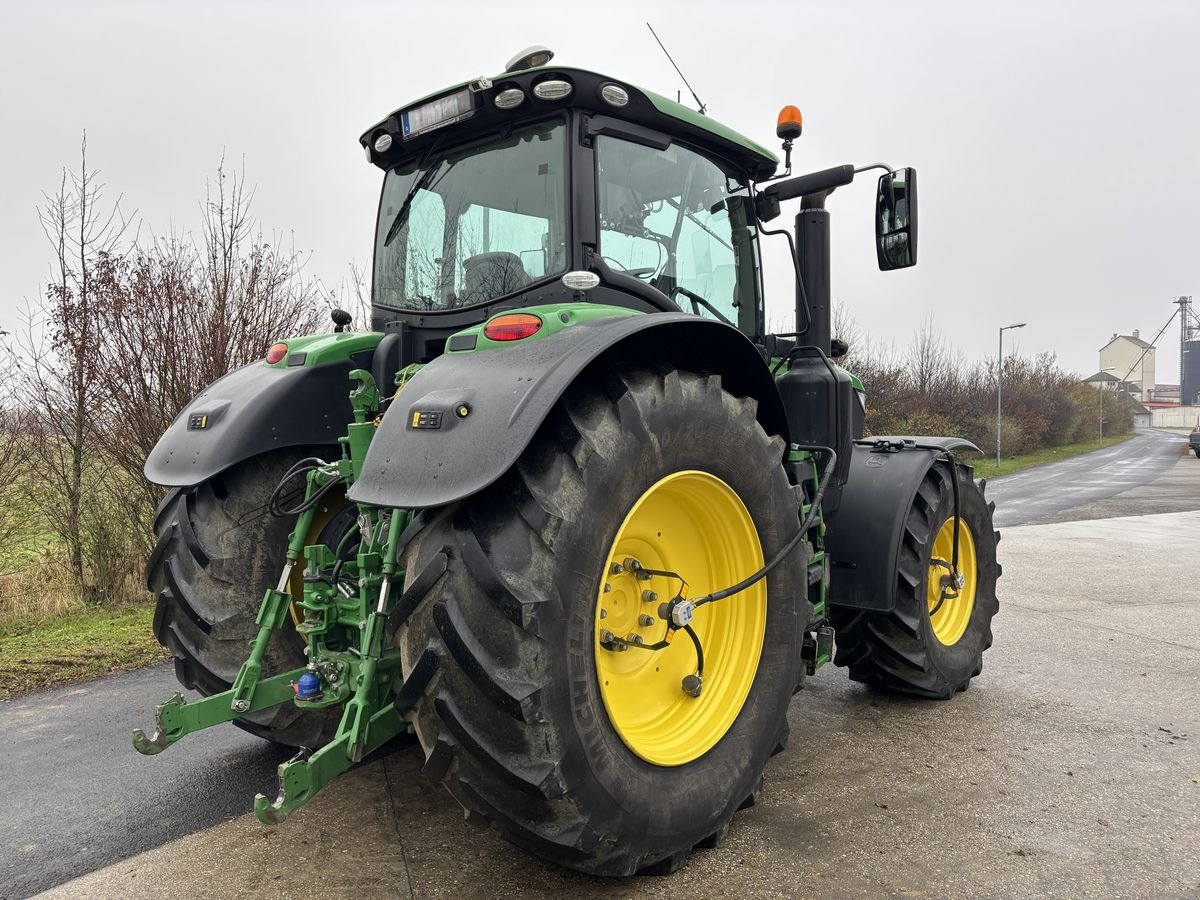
134 46 999 876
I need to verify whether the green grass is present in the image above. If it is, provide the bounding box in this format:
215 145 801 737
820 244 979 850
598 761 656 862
0 604 168 700
968 432 1135 480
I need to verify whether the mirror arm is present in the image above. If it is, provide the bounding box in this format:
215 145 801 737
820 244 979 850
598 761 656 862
755 164 855 221
853 162 895 175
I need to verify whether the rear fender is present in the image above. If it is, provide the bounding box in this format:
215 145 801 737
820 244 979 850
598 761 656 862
347 313 788 509
144 332 384 487
824 436 980 612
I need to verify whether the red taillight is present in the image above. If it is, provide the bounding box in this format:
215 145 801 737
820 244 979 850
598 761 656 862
484 313 542 342
266 342 289 364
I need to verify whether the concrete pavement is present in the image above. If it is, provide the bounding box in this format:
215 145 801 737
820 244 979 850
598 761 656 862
32 508 1200 897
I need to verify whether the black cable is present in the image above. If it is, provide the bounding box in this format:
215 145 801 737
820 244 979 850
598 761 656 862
268 457 343 518
682 624 704 677
693 446 836 608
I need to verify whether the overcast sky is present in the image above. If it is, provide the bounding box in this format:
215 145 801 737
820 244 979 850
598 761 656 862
2 0 1197 381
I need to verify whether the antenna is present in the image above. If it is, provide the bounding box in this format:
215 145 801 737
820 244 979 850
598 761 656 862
646 23 707 115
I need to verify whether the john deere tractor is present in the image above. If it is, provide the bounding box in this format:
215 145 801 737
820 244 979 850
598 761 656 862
135 46 999 876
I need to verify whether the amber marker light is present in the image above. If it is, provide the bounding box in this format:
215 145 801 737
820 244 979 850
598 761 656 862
776 105 803 140
484 313 542 341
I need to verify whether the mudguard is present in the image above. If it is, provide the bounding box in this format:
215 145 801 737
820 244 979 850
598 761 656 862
824 436 981 612
347 313 788 509
144 333 384 487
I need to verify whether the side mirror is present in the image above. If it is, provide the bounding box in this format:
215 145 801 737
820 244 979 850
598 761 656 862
876 167 917 270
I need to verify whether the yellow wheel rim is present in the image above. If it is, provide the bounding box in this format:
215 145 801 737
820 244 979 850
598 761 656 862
927 516 977 646
595 471 766 767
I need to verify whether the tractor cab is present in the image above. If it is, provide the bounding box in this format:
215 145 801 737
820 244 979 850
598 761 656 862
361 52 777 362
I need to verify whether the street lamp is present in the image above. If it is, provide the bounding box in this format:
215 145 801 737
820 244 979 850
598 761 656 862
997 322 1027 468
1099 366 1115 438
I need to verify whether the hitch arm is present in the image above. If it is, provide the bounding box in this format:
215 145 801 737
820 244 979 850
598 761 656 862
253 702 405 824
132 668 306 755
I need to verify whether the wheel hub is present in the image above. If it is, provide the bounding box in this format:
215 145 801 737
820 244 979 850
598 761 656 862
927 516 978 646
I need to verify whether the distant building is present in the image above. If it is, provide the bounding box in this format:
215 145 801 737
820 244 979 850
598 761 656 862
1146 383 1180 404
1099 331 1155 399
1083 370 1139 394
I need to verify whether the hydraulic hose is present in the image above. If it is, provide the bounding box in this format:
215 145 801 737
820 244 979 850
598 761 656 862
268 457 344 518
693 446 836 609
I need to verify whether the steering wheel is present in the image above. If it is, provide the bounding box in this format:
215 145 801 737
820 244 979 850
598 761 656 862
600 256 657 280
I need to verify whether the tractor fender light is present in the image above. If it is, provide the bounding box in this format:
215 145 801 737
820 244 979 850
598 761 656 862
600 84 629 107
533 79 572 100
495 88 525 110
373 132 393 153
265 342 289 364
484 313 543 341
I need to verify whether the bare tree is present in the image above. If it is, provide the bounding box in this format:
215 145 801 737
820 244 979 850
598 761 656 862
91 161 326 520
20 135 131 598
905 313 951 397
0 338 30 571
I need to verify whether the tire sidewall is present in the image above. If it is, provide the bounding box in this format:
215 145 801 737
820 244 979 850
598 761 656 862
542 377 802 849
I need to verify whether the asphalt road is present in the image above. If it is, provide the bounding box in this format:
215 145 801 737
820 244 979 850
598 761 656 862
4 430 1197 899
985 427 1188 527
0 666 298 898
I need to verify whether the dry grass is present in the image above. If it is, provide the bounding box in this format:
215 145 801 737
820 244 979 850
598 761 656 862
0 553 145 626
0 603 167 699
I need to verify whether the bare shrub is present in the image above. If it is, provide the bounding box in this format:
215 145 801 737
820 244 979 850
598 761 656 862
92 162 327 526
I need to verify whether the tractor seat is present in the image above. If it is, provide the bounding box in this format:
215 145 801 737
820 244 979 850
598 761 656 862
461 252 531 305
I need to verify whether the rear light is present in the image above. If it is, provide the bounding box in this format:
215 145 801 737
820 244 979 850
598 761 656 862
266 342 289 364
484 313 542 342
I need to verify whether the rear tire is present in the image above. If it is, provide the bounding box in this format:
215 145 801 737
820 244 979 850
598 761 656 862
831 462 999 699
147 450 340 746
395 365 805 876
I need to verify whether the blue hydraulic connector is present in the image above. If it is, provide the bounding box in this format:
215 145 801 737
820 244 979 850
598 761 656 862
296 671 322 700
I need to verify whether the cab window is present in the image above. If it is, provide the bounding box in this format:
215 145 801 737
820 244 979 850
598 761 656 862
596 136 761 334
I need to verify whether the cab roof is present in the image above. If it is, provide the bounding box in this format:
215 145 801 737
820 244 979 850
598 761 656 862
360 65 779 181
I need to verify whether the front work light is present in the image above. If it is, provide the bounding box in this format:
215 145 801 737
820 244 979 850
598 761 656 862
495 88 525 110
533 79 572 100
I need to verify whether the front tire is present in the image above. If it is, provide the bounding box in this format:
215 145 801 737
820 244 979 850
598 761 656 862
831 462 999 699
395 366 805 876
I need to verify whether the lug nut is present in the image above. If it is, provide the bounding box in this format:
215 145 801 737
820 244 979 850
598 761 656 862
603 583 612 593
600 629 615 643
625 633 644 645
600 609 608 619
639 614 655 627
642 590 658 603
682 674 703 697
610 562 624 575
623 558 642 572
